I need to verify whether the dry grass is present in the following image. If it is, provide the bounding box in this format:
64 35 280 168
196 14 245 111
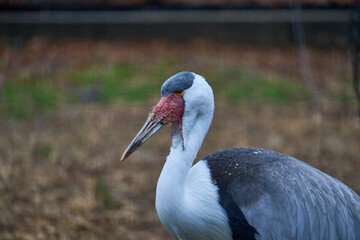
0 39 359 240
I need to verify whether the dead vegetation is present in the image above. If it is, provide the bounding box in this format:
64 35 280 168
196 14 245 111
0 39 359 240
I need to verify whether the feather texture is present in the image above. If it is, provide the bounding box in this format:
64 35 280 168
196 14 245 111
205 148 360 240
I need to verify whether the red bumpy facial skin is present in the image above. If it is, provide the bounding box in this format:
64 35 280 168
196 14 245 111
151 93 184 140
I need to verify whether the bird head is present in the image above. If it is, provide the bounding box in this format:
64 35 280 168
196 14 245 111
121 71 213 161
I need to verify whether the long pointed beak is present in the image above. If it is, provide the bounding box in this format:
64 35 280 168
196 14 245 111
121 113 167 161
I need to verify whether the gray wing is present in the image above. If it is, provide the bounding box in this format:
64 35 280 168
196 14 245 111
205 148 360 240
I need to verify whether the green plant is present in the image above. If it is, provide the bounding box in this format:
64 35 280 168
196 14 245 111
95 179 114 209
214 68 308 104
0 81 58 119
66 62 137 102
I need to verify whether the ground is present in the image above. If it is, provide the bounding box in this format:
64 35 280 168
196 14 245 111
0 39 359 240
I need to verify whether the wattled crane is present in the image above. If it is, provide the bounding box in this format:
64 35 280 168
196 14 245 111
122 71 360 240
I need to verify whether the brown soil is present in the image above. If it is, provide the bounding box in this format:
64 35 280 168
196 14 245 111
0 39 359 240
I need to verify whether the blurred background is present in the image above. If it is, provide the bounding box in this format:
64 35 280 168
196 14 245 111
0 0 359 239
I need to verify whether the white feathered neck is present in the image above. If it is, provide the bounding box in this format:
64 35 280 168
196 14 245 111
155 74 232 240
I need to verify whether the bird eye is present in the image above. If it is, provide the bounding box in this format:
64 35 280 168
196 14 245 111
175 90 184 97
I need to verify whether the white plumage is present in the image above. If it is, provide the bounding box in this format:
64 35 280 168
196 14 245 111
122 72 360 240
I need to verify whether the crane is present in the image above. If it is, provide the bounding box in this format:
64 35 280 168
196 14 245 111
121 71 360 240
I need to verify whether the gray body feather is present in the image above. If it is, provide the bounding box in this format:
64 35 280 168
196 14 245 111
204 148 360 240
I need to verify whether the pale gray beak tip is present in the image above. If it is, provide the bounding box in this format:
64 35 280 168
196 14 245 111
120 151 127 162
121 112 167 162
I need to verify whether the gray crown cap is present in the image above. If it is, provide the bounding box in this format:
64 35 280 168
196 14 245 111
161 71 195 97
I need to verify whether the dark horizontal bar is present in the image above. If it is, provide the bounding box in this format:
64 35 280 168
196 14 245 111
0 9 351 24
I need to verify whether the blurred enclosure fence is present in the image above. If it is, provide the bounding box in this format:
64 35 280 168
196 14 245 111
0 2 360 240
0 9 351 47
